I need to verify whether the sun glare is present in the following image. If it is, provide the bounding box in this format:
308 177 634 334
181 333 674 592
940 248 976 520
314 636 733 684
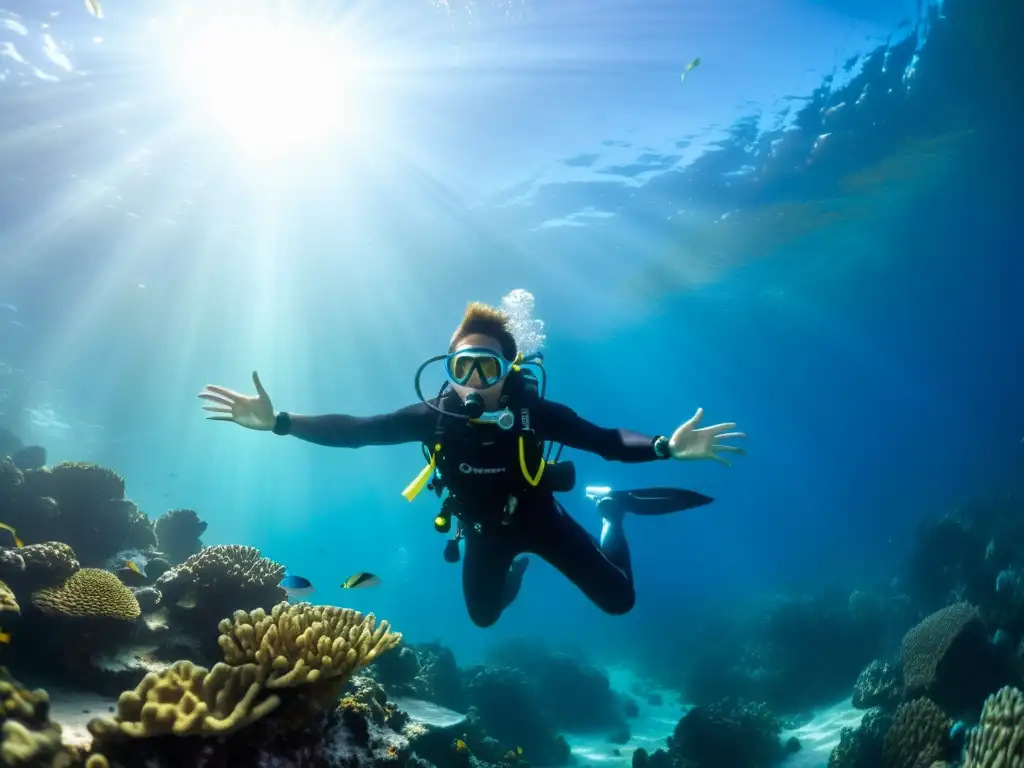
172 17 365 157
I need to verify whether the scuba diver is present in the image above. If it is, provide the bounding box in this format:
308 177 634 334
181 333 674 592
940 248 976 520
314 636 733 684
198 302 746 627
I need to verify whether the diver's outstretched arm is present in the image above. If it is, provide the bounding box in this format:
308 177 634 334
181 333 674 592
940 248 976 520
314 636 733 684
535 400 669 463
200 371 441 448
278 403 437 448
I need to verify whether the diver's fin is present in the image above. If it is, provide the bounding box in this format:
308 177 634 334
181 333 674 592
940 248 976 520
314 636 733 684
608 487 713 516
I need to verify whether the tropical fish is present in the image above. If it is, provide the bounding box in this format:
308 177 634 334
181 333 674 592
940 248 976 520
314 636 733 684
0 523 24 549
341 572 380 589
680 56 701 82
84 0 103 19
279 575 314 598
115 562 146 587
454 739 468 752
0 630 10 644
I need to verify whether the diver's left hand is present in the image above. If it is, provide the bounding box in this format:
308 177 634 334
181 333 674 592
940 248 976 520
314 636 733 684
669 407 746 466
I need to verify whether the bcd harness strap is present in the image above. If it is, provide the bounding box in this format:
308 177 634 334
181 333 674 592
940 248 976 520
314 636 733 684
401 404 547 502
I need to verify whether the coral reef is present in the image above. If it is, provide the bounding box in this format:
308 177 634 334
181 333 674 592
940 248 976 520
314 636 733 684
963 685 1024 768
0 669 79 767
155 545 287 661
880 697 954 768
852 660 902 710
486 638 630 735
667 698 788 768
153 509 207 565
84 601 404 766
827 707 893 768
667 586 914 713
0 459 156 567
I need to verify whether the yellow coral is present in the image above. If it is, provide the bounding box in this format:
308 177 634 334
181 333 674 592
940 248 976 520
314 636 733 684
217 602 402 689
1 720 73 767
89 660 280 739
31 568 141 621
963 686 1024 768
0 579 19 614
0 674 75 767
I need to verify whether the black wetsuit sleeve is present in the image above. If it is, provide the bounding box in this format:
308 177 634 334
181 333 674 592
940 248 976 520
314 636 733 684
285 402 436 448
534 399 665 463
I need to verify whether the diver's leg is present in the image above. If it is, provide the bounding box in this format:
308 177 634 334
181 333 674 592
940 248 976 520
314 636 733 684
529 496 636 615
461 525 519 628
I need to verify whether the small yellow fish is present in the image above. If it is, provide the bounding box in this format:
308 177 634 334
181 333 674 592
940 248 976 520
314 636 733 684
84 0 103 19
680 56 701 82
454 739 468 752
0 630 10 644
0 523 24 548
341 572 380 589
125 560 143 575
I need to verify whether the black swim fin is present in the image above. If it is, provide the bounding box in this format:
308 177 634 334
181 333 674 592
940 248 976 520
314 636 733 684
605 487 713 516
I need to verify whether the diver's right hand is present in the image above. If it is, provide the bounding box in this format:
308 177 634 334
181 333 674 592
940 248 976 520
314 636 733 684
198 371 276 431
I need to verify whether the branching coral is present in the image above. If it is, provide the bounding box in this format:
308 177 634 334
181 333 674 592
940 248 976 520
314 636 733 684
217 602 403 689
88 660 280 740
963 686 1024 768
31 568 141 621
881 698 952 768
86 601 404 767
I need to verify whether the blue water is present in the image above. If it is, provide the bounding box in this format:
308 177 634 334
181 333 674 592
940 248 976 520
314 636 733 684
1 0 1020 679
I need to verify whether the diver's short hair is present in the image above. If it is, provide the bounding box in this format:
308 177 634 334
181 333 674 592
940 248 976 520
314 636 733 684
450 301 518 361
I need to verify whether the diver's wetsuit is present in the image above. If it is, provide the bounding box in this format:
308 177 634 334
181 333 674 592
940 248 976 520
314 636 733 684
278 382 667 627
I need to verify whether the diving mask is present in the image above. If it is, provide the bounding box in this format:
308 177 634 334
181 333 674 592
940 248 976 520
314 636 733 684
444 347 511 388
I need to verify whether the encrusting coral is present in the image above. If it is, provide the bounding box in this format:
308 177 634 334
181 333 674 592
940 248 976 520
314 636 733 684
31 568 141 622
963 686 1024 768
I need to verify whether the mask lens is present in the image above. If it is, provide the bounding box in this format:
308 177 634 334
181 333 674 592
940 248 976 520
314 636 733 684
447 349 505 386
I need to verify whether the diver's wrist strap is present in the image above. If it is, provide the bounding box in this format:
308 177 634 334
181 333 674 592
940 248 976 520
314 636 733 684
653 435 671 459
273 412 292 436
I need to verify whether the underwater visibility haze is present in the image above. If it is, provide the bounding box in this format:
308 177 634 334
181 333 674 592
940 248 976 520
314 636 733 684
0 0 1022 765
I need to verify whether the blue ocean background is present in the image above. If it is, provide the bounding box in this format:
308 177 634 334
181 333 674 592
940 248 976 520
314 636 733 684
1 0 1020 691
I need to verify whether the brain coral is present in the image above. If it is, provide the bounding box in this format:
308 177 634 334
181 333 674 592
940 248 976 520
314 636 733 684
901 602 981 695
31 568 141 621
